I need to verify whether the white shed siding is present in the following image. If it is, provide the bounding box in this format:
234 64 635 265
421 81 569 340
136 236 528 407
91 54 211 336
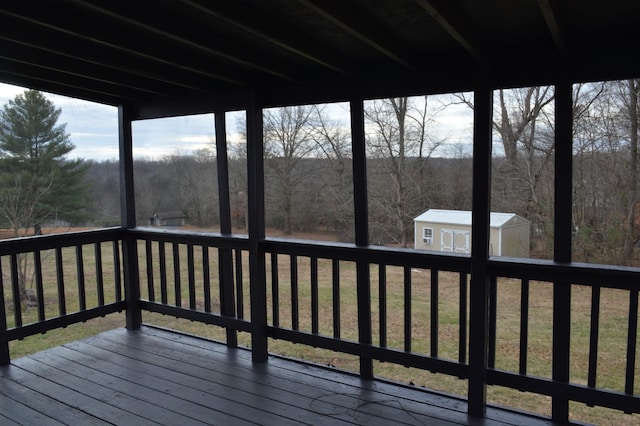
414 209 530 257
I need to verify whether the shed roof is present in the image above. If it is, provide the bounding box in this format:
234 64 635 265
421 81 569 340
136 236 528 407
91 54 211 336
1 1 639 119
414 209 526 228
154 211 186 219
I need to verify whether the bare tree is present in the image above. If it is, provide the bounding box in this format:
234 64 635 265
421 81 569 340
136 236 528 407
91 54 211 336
617 79 640 259
311 105 353 239
165 147 219 228
453 88 555 255
263 105 321 234
365 97 442 246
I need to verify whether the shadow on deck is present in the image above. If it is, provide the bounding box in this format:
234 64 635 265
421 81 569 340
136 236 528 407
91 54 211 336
0 326 561 425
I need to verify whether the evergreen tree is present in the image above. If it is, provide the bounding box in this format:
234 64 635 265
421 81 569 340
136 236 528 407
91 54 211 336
0 89 90 237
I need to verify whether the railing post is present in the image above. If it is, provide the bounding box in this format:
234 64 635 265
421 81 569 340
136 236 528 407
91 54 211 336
119 105 141 330
216 111 238 347
552 69 573 424
468 62 493 417
350 98 373 379
246 93 268 362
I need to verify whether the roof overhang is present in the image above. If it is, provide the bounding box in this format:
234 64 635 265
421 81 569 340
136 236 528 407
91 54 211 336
1 1 639 119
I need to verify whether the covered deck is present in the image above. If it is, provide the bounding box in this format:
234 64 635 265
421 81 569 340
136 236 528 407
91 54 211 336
1 326 554 426
1 1 640 425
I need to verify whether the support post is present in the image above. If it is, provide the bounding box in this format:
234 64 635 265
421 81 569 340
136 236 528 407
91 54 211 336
552 71 573 424
350 98 373 379
468 63 493 417
246 95 268 362
119 105 141 330
216 112 238 347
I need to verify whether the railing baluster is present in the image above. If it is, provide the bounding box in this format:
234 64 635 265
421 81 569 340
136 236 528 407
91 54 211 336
55 247 66 316
404 265 411 352
519 279 530 376
187 244 196 309
379 264 387 348
10 254 22 327
235 248 244 319
311 257 319 334
33 251 45 321
203 246 211 312
76 245 87 311
159 241 167 304
218 248 236 317
332 259 340 339
173 243 181 307
459 272 467 365
588 286 601 390
95 243 105 306
113 240 122 301
625 289 638 401
431 269 439 358
271 253 279 327
291 255 299 331
488 275 498 369
145 240 155 301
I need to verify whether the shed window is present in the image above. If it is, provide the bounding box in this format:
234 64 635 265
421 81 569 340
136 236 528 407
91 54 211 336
423 227 433 245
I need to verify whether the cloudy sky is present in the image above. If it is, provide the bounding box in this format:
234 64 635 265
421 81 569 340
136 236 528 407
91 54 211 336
0 82 474 162
0 82 229 161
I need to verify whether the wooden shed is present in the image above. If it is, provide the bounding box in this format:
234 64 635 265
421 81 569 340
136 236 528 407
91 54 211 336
150 211 187 227
414 209 530 257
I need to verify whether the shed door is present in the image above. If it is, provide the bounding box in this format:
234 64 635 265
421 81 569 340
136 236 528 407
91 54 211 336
441 229 470 254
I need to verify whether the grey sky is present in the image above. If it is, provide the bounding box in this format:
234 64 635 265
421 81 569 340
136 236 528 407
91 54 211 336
1 83 475 161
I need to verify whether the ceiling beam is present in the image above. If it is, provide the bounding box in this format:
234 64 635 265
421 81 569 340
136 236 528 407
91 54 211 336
0 39 186 98
0 16 230 96
67 0 300 83
0 64 142 105
0 4 249 87
296 0 414 70
181 0 351 76
413 0 485 59
538 0 567 54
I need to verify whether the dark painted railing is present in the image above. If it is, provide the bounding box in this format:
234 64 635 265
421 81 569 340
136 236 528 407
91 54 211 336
130 228 640 419
1 228 638 421
0 228 126 364
132 229 252 341
488 258 639 415
261 238 470 378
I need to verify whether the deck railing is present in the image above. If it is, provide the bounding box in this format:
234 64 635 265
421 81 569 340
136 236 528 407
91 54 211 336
1 227 639 421
0 228 126 364
488 258 639 414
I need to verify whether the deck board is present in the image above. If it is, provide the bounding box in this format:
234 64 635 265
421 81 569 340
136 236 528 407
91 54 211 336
0 326 558 425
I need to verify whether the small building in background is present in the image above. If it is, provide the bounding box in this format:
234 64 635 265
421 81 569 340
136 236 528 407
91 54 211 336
414 209 530 257
150 211 187 227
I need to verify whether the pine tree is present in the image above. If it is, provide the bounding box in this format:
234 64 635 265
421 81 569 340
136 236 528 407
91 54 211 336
0 89 90 237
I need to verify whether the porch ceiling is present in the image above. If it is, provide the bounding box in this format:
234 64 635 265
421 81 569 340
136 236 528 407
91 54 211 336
1 0 639 118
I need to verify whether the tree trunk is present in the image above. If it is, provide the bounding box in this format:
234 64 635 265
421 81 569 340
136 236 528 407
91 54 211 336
625 79 639 258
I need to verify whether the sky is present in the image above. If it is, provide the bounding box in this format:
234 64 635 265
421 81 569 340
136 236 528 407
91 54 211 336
0 82 475 161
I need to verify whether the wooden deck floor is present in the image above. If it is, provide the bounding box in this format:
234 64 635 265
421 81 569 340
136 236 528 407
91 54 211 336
0 326 558 426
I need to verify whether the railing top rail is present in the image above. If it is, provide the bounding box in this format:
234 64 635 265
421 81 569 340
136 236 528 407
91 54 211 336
263 237 471 272
130 227 249 249
0 227 124 255
490 256 640 289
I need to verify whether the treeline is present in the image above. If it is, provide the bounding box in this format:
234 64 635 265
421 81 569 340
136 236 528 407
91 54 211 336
82 155 473 241
80 79 640 265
